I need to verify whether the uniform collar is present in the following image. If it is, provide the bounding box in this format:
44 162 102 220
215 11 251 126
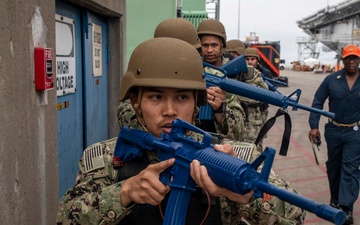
336 68 360 91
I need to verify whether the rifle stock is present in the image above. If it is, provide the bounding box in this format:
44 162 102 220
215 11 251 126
220 55 248 76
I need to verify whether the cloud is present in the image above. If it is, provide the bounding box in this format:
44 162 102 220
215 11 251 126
218 0 343 64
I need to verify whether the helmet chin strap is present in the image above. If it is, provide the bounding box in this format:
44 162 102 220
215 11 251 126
133 87 150 133
193 90 200 126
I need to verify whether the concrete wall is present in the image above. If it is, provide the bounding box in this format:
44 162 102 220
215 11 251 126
108 7 127 138
0 1 58 224
0 0 125 224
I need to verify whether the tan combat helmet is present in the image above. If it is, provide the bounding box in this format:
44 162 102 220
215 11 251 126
244 47 260 61
154 18 200 49
226 39 245 55
119 37 207 105
197 19 227 47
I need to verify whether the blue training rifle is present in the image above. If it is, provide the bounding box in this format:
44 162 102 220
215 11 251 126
261 74 288 93
201 55 335 119
221 55 289 91
114 119 346 225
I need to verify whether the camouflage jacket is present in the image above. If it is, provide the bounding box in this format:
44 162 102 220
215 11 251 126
204 60 269 146
56 133 306 225
117 99 138 129
234 65 269 105
203 57 246 141
233 65 269 148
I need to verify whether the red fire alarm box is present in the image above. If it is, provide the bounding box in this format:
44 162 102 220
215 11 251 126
34 47 54 91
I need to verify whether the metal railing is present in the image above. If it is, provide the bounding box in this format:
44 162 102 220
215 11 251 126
181 11 208 28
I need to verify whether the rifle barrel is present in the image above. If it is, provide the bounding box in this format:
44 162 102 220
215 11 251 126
257 181 345 225
205 74 335 119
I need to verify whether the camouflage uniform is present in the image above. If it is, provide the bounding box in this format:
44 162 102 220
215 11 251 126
56 132 305 225
197 19 268 151
220 139 305 225
203 57 246 141
117 99 138 129
205 57 269 151
233 65 269 151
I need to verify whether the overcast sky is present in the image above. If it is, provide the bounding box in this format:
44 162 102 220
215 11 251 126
215 0 345 65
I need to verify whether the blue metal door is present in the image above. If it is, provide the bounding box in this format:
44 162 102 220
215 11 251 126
56 2 83 200
56 1 109 199
82 12 109 146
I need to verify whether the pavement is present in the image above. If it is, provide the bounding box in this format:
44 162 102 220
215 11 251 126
262 69 359 225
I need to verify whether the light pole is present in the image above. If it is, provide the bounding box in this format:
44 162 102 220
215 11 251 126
215 0 221 20
237 0 240 39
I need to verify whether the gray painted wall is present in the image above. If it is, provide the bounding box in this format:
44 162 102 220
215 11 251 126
0 0 125 224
